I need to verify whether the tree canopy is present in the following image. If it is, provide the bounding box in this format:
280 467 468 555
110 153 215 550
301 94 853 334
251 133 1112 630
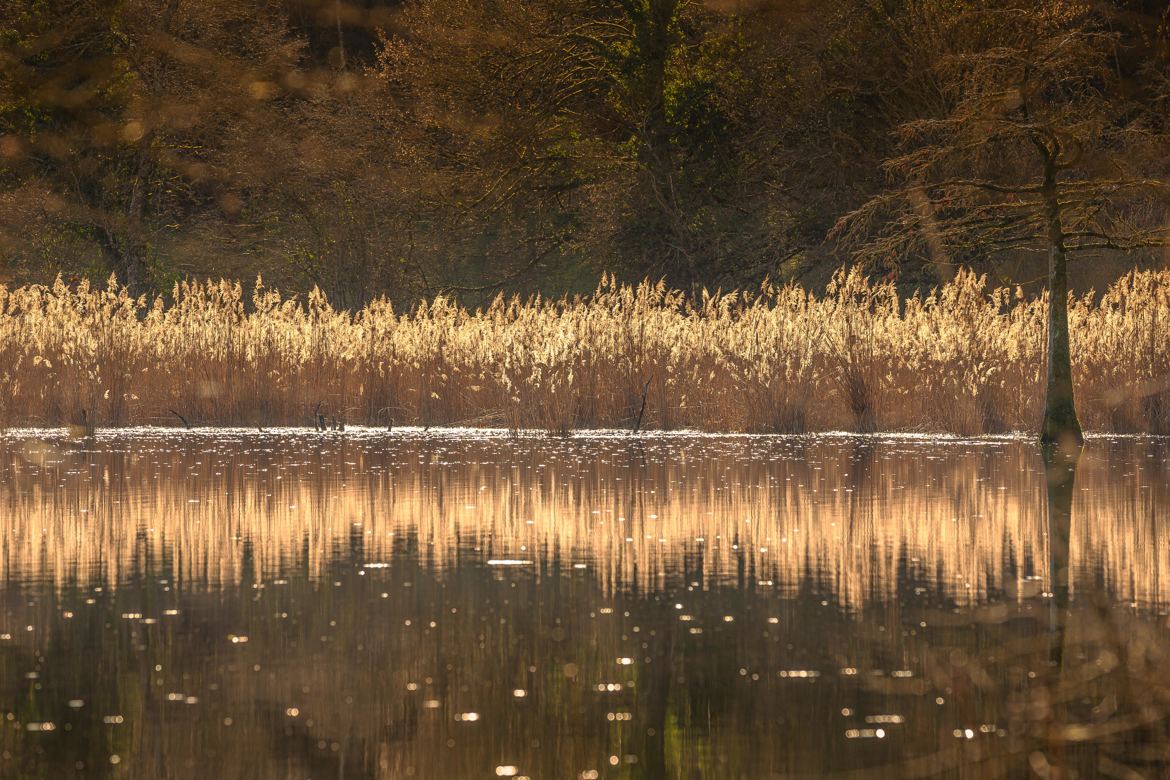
2 0 1167 304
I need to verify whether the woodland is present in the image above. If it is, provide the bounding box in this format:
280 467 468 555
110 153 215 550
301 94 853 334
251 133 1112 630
2 1 1167 306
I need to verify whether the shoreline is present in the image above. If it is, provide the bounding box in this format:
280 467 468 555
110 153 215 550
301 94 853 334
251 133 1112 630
1 424 1165 443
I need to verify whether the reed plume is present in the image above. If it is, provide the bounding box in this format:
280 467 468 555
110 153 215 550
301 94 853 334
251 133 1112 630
1 268 1168 434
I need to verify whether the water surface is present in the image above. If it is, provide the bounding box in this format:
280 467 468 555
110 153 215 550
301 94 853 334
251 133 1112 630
1 430 1168 778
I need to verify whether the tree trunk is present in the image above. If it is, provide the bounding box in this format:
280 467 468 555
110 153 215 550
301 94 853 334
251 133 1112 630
118 240 151 299
633 0 697 285
122 136 153 298
1039 175 1083 446
96 226 151 299
1041 246 1083 445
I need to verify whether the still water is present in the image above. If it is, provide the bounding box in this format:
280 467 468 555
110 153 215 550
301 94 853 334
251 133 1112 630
0 430 1168 778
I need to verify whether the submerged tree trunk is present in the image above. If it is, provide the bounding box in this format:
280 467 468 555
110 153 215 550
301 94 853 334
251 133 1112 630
1039 174 1083 446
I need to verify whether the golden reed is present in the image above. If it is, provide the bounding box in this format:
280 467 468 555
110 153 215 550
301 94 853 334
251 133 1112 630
0 267 1167 433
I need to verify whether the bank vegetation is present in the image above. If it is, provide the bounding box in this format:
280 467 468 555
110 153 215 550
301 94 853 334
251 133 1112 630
1 269 1168 435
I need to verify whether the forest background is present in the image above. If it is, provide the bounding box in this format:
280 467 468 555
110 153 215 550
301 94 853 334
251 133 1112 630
2 0 1168 308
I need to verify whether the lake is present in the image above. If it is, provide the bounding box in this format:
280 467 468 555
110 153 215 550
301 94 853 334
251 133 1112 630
0 430 1168 778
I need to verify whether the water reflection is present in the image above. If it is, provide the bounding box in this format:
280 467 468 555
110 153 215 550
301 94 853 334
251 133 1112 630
1036 444 1170 779
0 431 1166 778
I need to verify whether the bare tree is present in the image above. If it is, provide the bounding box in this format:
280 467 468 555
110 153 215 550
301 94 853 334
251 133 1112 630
833 1 1170 444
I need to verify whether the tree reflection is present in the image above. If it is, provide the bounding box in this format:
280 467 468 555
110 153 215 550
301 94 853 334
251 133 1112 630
1039 442 1169 778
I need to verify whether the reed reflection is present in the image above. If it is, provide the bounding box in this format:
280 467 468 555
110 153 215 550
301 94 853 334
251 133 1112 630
0 434 1061 603
0 431 1165 778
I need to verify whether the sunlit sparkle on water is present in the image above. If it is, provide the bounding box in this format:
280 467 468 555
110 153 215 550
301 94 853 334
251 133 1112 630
0 430 1166 777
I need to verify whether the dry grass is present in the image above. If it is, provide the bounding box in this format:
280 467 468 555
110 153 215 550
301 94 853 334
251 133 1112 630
0 268 1168 433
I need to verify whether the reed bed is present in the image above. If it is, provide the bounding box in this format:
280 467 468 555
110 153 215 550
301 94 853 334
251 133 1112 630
0 267 1168 434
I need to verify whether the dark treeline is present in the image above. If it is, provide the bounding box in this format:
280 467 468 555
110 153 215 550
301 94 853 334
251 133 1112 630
1 0 1168 307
